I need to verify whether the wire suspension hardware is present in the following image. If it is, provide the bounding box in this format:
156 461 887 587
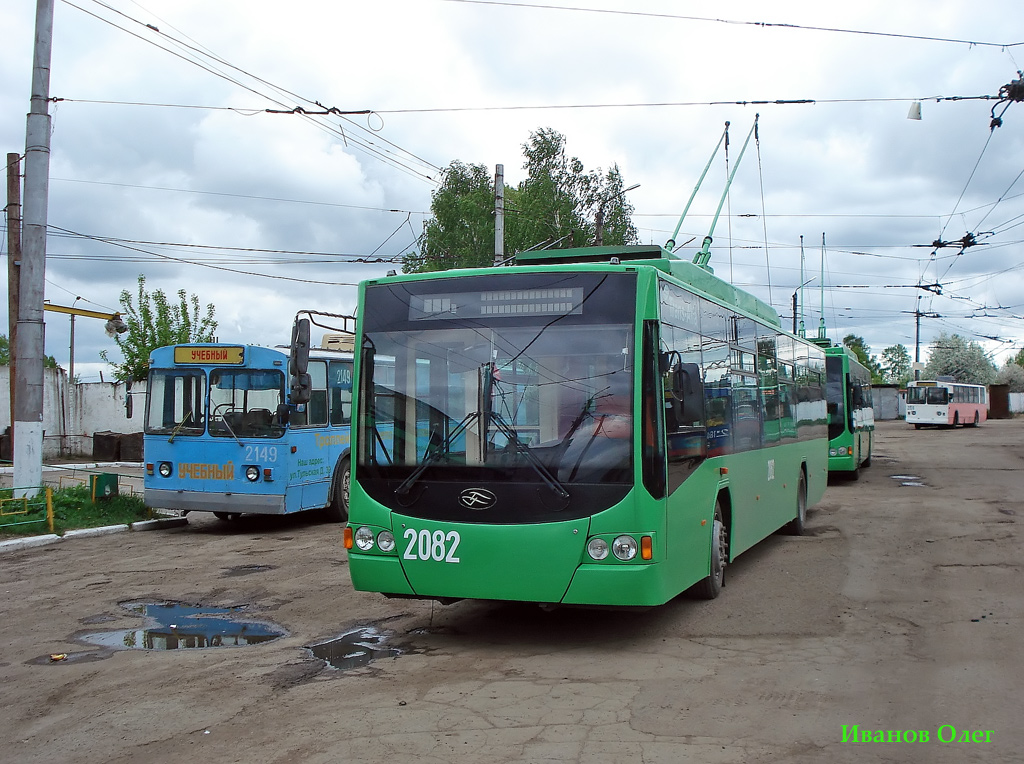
990 72 1024 130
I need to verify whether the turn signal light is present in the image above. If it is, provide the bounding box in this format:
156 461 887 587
641 535 653 560
343 527 353 549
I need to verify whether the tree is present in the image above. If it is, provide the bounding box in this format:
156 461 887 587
995 361 1024 392
403 128 637 273
842 334 883 382
100 275 217 382
922 332 996 385
1012 347 1024 369
401 161 496 273
880 343 912 386
0 333 61 370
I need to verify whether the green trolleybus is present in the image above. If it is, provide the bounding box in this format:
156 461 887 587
342 245 828 607
822 343 874 477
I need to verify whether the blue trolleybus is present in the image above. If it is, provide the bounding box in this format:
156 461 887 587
144 334 354 522
340 244 830 607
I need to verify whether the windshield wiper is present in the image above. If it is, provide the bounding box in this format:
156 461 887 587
394 411 477 496
488 411 569 501
167 409 194 443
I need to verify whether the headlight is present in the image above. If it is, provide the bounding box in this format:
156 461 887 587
354 526 375 551
612 535 638 561
377 530 396 552
829 448 838 456
158 462 172 477
245 465 260 482
587 538 609 560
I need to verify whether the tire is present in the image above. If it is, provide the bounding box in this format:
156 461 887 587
783 471 808 535
321 458 350 523
693 500 727 599
952 412 959 428
913 424 922 430
968 412 980 428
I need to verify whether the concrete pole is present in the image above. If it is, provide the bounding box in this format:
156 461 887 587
15 0 55 496
493 164 504 266
6 154 22 456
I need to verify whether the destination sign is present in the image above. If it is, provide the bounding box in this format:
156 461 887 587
174 346 245 365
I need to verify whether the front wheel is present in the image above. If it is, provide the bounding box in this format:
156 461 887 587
321 458 350 523
693 500 727 599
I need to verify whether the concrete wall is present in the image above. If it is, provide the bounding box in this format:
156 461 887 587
0 366 145 460
872 385 902 420
1011 392 1024 413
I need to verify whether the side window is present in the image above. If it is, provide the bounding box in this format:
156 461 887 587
329 361 353 426
294 361 328 427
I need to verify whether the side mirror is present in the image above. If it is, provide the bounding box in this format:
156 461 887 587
291 372 312 405
290 318 311 377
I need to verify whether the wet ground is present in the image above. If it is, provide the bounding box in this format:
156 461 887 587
0 420 1021 763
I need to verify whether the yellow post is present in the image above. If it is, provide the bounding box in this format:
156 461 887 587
46 486 54 534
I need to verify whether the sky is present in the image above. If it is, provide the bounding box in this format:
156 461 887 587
2 0 1024 382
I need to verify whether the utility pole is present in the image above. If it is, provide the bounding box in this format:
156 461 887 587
493 164 504 266
15 0 55 497
6 153 22 456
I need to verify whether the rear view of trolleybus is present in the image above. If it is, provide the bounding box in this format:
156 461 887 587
341 245 829 608
144 334 355 522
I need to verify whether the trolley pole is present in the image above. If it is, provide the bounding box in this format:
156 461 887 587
15 0 55 497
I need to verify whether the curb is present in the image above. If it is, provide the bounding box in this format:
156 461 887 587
0 517 189 553
0 534 64 552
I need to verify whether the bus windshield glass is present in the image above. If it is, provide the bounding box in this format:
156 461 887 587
145 369 206 436
208 369 286 438
360 273 636 488
908 386 948 405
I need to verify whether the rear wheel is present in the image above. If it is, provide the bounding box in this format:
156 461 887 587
693 500 727 599
784 471 808 535
968 411 980 427
321 458 350 523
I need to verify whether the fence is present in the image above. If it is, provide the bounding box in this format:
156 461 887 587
0 487 54 534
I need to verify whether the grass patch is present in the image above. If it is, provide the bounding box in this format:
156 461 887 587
0 484 152 537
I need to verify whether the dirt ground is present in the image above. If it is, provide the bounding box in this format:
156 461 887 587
0 420 1020 763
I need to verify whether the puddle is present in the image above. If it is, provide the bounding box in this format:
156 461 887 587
78 602 286 651
890 475 922 481
308 627 401 670
900 482 926 487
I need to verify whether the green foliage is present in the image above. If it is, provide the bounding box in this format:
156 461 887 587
880 343 912 386
1012 348 1024 368
922 332 996 384
0 483 151 537
842 334 884 382
99 275 217 382
404 128 637 273
995 361 1024 392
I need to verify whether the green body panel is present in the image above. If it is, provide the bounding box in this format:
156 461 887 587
391 514 591 602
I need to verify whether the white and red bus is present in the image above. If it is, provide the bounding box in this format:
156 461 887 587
906 380 988 428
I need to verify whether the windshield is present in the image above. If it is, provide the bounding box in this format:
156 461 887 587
359 273 636 491
908 386 948 405
146 369 206 436
208 369 286 438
